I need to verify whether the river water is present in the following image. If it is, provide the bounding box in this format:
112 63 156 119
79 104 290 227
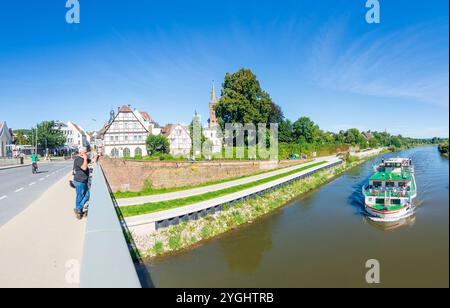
145 147 448 287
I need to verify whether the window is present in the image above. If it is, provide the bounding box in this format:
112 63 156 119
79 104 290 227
123 148 131 157
391 199 401 205
111 148 119 157
135 147 142 157
373 181 382 188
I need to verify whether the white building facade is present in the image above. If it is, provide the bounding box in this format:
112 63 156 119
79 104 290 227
103 105 157 158
54 121 89 151
0 122 13 157
162 124 192 157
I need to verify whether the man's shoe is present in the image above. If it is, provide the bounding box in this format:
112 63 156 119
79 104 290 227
74 209 83 220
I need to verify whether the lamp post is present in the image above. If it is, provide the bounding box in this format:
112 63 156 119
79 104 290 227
35 124 38 155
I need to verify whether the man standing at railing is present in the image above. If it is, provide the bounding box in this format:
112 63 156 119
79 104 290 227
73 147 96 220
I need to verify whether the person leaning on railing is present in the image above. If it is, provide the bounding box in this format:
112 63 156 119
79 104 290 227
73 147 98 219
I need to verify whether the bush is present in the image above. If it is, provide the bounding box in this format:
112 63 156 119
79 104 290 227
168 236 182 250
146 135 170 156
152 241 164 254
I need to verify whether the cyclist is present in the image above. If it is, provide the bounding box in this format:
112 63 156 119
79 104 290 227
31 152 39 174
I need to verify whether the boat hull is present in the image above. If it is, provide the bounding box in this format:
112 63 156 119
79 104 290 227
365 203 415 222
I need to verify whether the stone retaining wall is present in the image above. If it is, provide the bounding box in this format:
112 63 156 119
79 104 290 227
101 158 308 192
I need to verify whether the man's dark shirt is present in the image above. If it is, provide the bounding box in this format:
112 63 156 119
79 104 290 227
73 156 91 183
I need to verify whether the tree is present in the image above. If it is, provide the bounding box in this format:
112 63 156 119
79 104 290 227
279 119 294 143
189 113 207 156
344 128 364 146
215 69 276 127
268 102 284 125
146 135 170 156
391 136 402 148
293 117 320 144
14 130 30 145
30 121 65 149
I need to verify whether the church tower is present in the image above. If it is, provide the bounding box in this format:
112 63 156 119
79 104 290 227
208 81 219 128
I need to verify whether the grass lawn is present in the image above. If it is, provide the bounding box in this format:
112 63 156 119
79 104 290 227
119 161 327 218
114 159 313 199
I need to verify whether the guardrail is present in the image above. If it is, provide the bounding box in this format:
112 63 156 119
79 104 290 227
125 159 343 233
80 164 141 288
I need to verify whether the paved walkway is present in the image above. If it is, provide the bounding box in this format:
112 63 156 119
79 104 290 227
118 155 338 206
125 158 343 233
0 172 86 288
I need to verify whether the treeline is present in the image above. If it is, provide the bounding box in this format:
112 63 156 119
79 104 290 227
214 68 438 157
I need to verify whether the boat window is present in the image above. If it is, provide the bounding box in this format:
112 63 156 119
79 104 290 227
376 198 385 205
391 199 401 205
373 181 382 188
386 182 395 188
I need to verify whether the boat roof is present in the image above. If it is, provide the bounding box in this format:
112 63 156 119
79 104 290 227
384 158 409 164
370 171 412 182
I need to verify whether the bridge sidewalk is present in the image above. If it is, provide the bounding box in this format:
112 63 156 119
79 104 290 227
0 173 86 288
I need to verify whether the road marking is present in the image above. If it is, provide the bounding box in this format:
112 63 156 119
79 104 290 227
0 196 6 201
39 178 45 181
15 188 24 193
29 182 36 186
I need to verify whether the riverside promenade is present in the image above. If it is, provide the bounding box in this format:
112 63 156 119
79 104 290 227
118 155 338 207
125 157 343 234
0 172 86 288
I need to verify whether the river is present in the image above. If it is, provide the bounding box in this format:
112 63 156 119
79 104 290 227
144 146 449 287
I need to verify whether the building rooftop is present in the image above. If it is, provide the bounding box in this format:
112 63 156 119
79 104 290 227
119 105 133 113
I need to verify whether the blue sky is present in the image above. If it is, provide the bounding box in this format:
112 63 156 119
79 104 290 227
0 0 448 138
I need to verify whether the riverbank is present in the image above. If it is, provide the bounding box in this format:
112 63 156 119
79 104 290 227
131 153 378 259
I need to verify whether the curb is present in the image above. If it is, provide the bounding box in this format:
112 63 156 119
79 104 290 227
0 164 32 171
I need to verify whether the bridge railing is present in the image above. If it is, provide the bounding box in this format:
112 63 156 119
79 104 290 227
80 164 141 288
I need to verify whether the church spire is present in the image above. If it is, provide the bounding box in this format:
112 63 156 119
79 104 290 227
211 81 218 103
208 81 219 128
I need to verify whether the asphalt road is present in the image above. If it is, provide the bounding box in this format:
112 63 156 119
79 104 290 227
0 161 74 227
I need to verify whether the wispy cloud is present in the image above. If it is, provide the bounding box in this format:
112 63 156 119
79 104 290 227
308 20 449 108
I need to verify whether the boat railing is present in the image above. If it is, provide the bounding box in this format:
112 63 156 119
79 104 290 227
364 186 412 198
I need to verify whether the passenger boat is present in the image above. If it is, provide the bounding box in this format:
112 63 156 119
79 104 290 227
362 158 417 222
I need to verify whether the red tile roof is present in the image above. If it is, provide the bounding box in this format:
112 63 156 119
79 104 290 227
119 105 133 113
140 111 154 122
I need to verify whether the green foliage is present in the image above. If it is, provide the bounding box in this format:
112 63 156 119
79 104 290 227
200 226 212 239
438 140 449 157
215 68 282 127
189 113 207 157
152 241 164 254
13 130 30 145
145 134 170 156
344 153 360 163
279 119 295 143
293 117 320 144
29 121 66 149
168 236 182 250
